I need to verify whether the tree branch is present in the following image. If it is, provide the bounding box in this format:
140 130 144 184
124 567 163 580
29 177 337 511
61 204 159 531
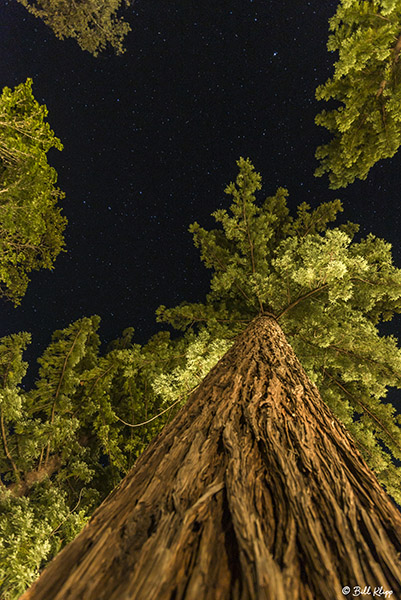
206 245 254 306
242 199 264 312
45 327 84 466
114 387 200 428
321 367 401 451
0 408 20 483
276 284 329 320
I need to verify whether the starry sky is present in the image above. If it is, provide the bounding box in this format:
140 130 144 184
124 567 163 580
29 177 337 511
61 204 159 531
1 0 401 379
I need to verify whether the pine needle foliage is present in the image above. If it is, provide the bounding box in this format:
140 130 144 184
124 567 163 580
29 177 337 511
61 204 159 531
16 0 132 56
158 157 401 504
0 79 66 305
315 0 401 188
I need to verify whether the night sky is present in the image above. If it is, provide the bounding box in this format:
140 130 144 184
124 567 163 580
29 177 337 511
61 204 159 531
1 0 401 381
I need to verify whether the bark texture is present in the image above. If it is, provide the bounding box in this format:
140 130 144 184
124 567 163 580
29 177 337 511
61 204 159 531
20 315 401 600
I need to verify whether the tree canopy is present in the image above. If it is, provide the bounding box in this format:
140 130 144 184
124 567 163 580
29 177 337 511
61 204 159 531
16 0 132 56
3 3 401 596
158 157 401 503
2 159 401 598
315 0 401 188
0 79 66 305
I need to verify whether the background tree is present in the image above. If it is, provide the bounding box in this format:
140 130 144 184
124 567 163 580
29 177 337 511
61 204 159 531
16 0 132 56
0 79 66 305
315 0 401 188
0 316 227 598
0 318 99 598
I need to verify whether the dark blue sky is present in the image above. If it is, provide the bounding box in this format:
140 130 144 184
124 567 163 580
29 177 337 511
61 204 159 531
1 0 400 379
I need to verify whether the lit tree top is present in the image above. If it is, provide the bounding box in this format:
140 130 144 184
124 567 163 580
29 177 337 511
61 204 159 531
17 0 132 56
158 157 401 503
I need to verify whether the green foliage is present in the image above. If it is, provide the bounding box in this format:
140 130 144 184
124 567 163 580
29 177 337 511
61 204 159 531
17 0 132 56
0 79 66 305
315 0 401 188
152 330 233 407
0 321 99 599
158 157 401 504
0 486 87 599
0 318 220 598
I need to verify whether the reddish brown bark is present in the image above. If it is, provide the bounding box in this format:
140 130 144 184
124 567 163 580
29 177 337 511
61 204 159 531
21 315 401 599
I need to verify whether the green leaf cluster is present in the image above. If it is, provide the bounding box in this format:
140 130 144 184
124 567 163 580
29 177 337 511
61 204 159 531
0 79 66 304
315 0 401 188
17 0 132 56
0 486 86 599
152 330 233 407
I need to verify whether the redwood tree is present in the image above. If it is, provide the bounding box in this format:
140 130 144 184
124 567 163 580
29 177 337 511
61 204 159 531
20 315 401 599
11 158 401 597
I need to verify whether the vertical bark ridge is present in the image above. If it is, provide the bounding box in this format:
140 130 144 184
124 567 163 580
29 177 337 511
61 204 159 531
20 316 401 600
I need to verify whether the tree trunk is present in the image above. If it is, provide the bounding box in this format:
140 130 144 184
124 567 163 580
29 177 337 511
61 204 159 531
20 315 401 600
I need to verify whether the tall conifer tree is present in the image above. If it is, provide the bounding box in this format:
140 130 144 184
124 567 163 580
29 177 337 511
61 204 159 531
17 159 401 599
18 316 401 599
159 158 401 505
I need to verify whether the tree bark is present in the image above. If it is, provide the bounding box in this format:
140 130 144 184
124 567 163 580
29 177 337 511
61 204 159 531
20 315 401 600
